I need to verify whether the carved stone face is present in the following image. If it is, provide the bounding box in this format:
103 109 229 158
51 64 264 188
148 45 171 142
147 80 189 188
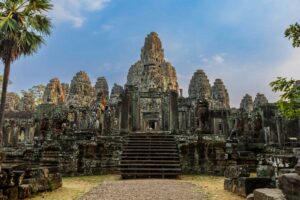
20 119 27 127
28 119 34 126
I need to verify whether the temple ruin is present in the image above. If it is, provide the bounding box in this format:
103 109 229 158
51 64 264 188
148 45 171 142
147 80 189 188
0 32 299 199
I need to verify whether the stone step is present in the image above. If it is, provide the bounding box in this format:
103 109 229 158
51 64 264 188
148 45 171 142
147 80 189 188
121 157 179 160
121 160 180 164
122 152 179 156
121 133 181 179
125 141 176 144
123 149 178 152
121 172 180 179
120 163 181 167
127 136 175 140
121 168 181 172
123 145 177 149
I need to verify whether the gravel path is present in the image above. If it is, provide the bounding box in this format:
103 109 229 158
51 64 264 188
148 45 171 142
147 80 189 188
80 179 208 200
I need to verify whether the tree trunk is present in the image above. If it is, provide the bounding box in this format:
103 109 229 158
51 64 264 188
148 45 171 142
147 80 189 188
0 60 11 148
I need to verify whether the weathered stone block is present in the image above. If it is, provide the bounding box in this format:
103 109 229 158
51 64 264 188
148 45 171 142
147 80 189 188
236 177 274 197
257 165 275 178
0 171 7 187
18 184 31 199
224 178 232 191
295 159 300 176
278 173 300 200
254 188 286 200
48 173 62 190
13 171 25 186
247 193 254 200
0 151 5 163
3 186 18 200
224 165 250 179
36 178 49 192
279 168 295 176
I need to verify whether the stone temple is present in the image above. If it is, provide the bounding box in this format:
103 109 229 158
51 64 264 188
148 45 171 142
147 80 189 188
0 32 300 199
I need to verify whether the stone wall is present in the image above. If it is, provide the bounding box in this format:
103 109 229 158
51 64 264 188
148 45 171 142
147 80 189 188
176 134 227 175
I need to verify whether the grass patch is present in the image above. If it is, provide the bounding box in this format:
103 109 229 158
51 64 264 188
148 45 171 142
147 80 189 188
29 175 120 200
182 175 245 200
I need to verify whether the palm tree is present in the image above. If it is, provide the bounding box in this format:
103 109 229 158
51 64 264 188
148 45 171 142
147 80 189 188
0 0 52 147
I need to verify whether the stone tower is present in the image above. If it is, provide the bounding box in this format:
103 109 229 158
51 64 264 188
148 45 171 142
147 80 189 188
43 78 65 105
253 93 268 109
67 71 95 107
110 84 124 105
212 79 230 109
127 32 178 93
61 83 70 100
188 70 212 101
95 77 109 102
240 94 253 113
141 32 164 65
5 92 20 111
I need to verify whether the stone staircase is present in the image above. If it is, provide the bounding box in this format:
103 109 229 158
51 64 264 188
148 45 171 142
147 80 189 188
120 132 181 179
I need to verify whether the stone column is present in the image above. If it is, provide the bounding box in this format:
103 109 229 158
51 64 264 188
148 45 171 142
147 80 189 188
0 150 4 171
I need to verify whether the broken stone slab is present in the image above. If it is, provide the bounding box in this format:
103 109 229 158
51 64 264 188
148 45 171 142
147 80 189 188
0 170 7 187
236 177 274 197
247 193 254 200
0 151 5 163
48 173 62 190
295 159 300 176
18 184 31 199
279 168 295 176
253 188 286 200
224 178 234 192
278 173 300 200
224 165 250 179
257 165 275 178
13 171 25 186
3 186 18 200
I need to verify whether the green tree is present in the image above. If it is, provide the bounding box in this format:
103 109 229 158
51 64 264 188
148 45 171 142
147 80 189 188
0 0 52 147
270 77 300 119
285 23 300 47
269 24 300 119
23 84 46 105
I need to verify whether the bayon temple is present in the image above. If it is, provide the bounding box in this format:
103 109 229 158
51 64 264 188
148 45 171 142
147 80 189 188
0 32 300 199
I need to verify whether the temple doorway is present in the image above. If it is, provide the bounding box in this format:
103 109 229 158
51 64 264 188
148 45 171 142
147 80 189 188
141 112 161 131
148 120 157 130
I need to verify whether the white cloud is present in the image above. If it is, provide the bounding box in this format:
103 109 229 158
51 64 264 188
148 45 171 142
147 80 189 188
101 24 113 31
200 54 225 67
50 0 111 28
273 49 300 79
212 54 225 64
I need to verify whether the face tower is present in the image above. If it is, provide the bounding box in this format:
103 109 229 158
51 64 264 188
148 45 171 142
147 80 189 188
123 32 179 132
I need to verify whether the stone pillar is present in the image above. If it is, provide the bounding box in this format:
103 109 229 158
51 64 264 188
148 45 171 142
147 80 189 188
0 150 4 171
121 90 129 132
170 91 178 131
131 89 139 132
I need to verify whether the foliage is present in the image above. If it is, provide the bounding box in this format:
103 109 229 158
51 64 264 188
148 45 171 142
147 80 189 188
270 77 300 119
22 84 45 105
285 23 300 48
0 0 52 63
0 0 52 145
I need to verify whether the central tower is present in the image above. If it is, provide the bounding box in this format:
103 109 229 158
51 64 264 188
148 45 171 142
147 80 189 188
123 32 179 132
127 32 178 93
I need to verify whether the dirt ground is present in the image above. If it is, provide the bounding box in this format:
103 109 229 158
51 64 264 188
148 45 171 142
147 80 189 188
182 175 245 200
28 175 244 200
28 175 120 200
80 179 207 200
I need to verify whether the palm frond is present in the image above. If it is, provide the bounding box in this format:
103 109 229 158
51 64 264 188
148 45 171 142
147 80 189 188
0 0 52 62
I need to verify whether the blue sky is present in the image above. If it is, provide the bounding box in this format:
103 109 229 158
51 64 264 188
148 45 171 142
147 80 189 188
2 0 300 107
